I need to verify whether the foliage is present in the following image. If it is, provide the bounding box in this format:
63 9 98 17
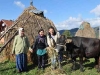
62 30 72 37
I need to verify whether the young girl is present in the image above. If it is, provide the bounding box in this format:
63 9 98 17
33 29 47 70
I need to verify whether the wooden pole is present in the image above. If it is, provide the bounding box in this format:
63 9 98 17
0 21 19 40
0 16 31 53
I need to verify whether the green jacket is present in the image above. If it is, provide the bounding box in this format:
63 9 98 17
12 35 31 55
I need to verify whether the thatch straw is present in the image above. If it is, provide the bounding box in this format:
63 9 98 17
1 5 57 62
75 21 96 38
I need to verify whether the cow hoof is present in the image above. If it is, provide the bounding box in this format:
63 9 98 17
80 69 84 72
72 68 76 71
71 67 76 71
59 67 62 70
71 69 75 72
97 69 100 72
71 68 75 71
73 67 76 70
94 65 98 69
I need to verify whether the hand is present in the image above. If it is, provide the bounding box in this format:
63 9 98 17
46 47 49 50
12 54 15 56
29 49 33 53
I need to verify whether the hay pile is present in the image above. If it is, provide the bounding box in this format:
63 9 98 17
1 5 57 62
75 21 96 38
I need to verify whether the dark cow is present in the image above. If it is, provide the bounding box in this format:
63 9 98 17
66 36 100 72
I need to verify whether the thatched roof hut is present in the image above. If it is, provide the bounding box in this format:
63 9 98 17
1 4 56 62
75 21 96 38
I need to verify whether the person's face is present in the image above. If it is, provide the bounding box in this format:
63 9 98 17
49 28 54 35
39 31 44 36
21 31 24 36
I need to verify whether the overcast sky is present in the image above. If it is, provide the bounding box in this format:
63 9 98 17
0 0 100 30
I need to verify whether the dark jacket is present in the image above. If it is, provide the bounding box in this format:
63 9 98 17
33 35 48 50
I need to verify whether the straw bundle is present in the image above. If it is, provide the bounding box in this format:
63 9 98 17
1 5 57 63
75 22 96 38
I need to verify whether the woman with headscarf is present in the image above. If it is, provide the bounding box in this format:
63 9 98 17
12 27 33 73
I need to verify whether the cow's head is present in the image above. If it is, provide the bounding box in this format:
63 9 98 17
57 35 66 45
66 41 80 58
55 35 66 52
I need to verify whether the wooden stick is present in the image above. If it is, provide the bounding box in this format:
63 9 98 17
0 16 31 53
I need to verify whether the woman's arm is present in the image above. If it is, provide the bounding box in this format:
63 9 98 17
45 36 49 47
12 36 17 54
32 36 38 50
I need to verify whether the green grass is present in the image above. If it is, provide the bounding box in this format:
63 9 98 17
0 58 100 75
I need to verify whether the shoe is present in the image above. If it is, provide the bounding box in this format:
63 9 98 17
38 67 41 70
51 67 56 70
41 67 45 70
23 69 29 72
17 70 21 73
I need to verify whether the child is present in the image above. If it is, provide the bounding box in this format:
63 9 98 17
33 29 47 70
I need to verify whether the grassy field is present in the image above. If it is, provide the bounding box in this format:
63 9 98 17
0 58 100 75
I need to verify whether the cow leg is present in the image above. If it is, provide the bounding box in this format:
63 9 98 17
79 56 84 72
72 57 76 70
97 56 100 72
57 54 62 69
58 60 61 69
94 57 99 69
58 51 63 69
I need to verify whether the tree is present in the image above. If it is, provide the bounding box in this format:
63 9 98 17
62 30 72 37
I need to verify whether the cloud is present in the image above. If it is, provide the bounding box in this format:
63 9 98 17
56 5 100 30
56 16 100 30
87 18 100 27
43 9 48 14
14 1 25 9
56 16 83 30
90 4 100 17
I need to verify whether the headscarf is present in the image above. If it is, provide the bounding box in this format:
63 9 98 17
18 27 24 36
37 35 45 44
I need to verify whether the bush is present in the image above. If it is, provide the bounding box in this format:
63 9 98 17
62 30 72 37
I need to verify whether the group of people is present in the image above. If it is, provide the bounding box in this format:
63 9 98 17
12 26 66 73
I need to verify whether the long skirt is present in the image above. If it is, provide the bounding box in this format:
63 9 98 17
16 53 27 72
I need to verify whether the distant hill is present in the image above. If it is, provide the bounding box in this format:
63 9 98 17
59 27 99 38
59 30 65 34
69 28 78 36
59 28 78 36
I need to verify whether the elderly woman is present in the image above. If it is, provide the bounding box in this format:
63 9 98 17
12 27 33 73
